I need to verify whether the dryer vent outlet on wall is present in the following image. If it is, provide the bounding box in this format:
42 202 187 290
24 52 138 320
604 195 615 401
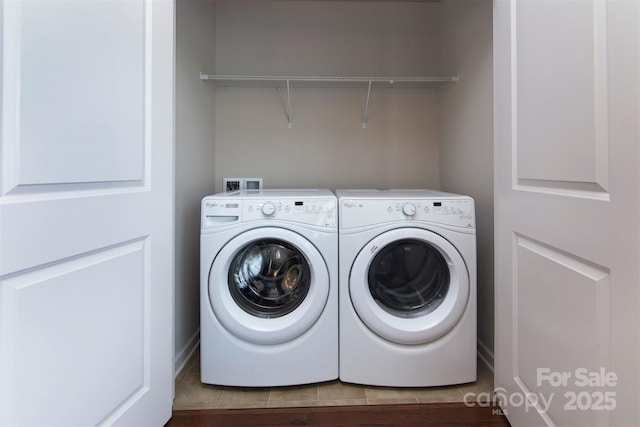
224 178 263 192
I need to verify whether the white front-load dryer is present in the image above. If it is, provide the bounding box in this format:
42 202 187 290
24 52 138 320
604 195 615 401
336 189 477 387
200 189 338 386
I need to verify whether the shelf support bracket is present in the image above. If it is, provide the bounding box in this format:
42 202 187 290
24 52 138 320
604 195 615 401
286 79 293 128
362 80 372 129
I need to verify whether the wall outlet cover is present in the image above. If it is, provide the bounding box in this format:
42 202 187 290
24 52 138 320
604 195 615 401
245 178 263 190
223 178 242 192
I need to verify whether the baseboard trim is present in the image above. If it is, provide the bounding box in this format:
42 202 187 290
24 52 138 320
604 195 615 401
174 329 200 378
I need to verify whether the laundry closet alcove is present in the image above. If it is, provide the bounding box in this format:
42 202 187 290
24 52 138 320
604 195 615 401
174 0 494 409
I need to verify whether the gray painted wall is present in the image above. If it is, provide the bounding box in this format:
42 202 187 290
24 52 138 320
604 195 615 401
213 0 443 192
175 0 217 373
440 0 494 365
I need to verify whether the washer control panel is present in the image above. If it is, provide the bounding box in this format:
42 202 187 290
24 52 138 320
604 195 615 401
202 198 336 228
340 198 474 230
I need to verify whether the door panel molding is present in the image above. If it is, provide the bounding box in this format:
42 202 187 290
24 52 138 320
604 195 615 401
512 234 611 425
0 238 150 425
1 0 149 196
514 179 609 201
510 0 610 199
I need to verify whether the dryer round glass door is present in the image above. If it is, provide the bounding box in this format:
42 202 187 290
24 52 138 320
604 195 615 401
209 227 329 345
349 228 469 345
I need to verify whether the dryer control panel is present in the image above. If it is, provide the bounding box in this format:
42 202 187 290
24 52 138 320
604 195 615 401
340 198 475 230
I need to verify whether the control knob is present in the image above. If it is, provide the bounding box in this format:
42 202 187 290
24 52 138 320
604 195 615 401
402 203 417 217
262 202 276 216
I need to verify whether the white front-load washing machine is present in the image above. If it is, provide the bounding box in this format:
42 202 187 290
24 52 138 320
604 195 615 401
336 189 477 387
200 189 338 386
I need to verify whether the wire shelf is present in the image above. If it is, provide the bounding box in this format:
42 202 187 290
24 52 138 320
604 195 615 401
199 73 458 127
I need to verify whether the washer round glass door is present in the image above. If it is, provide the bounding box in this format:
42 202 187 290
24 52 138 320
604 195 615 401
209 227 329 345
229 239 311 318
350 228 469 345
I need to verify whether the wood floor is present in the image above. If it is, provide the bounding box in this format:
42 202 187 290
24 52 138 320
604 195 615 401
166 402 511 426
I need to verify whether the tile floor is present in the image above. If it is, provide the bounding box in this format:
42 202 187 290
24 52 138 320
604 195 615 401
173 348 494 410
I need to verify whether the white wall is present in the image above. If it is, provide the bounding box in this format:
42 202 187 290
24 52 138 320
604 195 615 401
175 0 217 373
439 0 494 365
212 0 443 192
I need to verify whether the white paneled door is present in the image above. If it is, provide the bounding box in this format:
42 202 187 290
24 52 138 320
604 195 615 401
494 0 639 426
0 1 174 425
